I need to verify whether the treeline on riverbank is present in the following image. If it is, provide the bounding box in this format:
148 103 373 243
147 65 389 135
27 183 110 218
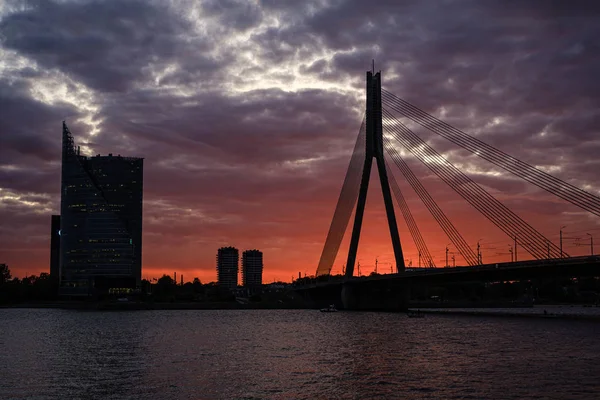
2 264 599 306
0 265 57 304
0 265 302 307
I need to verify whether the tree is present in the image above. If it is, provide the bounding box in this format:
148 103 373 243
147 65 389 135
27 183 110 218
22 275 37 286
157 274 175 286
192 277 204 296
154 274 176 299
0 264 11 285
141 279 152 294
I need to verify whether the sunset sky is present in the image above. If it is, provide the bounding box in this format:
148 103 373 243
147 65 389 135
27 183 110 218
1 0 600 283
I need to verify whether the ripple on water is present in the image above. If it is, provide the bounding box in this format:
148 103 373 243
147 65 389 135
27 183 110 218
0 309 599 399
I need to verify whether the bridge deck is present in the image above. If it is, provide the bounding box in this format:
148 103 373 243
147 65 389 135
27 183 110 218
299 256 600 290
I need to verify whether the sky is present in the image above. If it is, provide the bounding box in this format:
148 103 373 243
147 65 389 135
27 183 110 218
1 0 600 283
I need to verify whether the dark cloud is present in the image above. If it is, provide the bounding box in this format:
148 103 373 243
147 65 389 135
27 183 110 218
0 0 215 92
0 77 80 164
202 0 263 31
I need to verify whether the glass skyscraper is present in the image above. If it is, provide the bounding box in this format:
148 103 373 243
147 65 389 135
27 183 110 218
59 122 143 296
49 214 60 284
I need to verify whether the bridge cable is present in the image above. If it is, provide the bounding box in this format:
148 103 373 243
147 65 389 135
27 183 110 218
385 145 478 266
383 111 559 259
384 119 548 262
382 109 565 259
385 159 437 267
384 143 480 266
383 110 565 259
381 89 600 218
385 144 480 266
381 89 600 215
316 117 366 276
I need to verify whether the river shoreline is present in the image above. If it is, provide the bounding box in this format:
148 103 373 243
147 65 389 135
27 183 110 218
0 301 306 311
410 305 600 321
3 302 600 321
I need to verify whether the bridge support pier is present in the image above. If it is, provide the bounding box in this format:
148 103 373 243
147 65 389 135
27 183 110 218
341 284 358 310
341 282 409 311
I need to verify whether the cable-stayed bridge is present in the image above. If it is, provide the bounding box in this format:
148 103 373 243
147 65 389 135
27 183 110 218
304 67 600 310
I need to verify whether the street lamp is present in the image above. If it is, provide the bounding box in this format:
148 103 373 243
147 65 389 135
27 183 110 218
445 243 451 268
587 233 594 255
477 239 483 265
508 246 513 263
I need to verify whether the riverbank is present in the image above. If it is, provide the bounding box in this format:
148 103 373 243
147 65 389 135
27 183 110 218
0 301 308 310
411 305 600 321
5 302 600 319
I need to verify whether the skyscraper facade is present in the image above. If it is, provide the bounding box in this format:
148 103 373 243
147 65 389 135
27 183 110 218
242 249 263 287
59 122 143 296
216 247 239 289
50 215 60 283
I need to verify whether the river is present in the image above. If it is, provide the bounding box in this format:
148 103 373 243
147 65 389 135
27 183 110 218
1 309 598 399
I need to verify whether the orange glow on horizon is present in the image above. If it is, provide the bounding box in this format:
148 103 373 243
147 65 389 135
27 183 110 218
6 176 599 284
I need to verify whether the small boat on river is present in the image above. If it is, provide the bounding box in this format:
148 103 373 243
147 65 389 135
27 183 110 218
320 304 338 313
407 309 425 318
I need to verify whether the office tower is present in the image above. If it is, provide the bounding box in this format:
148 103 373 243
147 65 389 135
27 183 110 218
59 122 143 296
50 215 60 283
242 249 263 287
216 247 239 289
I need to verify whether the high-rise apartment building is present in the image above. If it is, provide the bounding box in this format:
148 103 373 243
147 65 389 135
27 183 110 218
216 247 239 289
242 249 263 287
59 122 143 296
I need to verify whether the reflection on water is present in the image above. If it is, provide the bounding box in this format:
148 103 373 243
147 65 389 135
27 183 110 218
1 309 599 399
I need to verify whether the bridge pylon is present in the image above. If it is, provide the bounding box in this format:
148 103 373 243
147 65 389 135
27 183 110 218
345 69 406 278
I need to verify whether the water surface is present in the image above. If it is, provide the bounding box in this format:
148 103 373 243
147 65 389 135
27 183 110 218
1 309 598 399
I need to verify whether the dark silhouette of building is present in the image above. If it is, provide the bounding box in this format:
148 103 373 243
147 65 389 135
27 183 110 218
59 122 143 296
242 250 263 287
50 215 60 283
216 247 238 289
